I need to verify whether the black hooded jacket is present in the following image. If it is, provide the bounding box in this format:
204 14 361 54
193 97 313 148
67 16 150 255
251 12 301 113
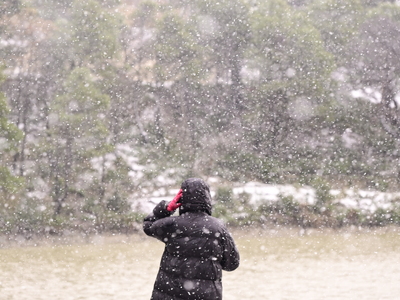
143 178 240 300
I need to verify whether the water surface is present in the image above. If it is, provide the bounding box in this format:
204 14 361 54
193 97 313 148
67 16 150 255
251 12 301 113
1 227 399 299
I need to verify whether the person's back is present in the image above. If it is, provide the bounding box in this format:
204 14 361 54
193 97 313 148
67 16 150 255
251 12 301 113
143 178 240 300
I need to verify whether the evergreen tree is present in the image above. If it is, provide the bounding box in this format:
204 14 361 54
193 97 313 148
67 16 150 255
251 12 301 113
0 67 23 208
48 67 111 214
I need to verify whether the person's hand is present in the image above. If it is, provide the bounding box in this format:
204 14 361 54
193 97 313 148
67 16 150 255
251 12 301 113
167 189 183 212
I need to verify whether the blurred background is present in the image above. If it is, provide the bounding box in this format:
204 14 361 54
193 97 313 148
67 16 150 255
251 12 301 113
2 0 400 236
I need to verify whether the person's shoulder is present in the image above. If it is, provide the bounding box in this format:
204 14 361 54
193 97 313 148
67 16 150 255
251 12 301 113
208 215 224 224
205 215 230 231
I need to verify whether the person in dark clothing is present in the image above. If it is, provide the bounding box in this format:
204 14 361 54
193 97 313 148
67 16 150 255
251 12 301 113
143 178 240 300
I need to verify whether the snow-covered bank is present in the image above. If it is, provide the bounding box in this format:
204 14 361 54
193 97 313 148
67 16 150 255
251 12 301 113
90 145 400 215
133 181 400 214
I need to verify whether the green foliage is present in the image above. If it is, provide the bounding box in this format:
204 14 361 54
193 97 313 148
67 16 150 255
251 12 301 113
0 68 23 150
68 0 121 66
215 186 233 207
2 0 400 235
213 187 254 226
0 197 51 235
248 0 335 97
368 1 400 20
154 12 205 81
81 194 143 233
0 167 24 206
106 193 130 213
310 178 334 209
308 0 364 57
196 0 251 75
0 67 24 205
46 67 112 214
219 192 400 229
0 0 21 17
54 67 111 153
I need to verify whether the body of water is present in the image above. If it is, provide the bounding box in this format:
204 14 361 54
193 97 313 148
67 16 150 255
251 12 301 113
1 227 399 299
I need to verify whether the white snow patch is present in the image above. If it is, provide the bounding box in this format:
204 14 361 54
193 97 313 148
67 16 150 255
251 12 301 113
134 181 400 214
287 97 316 121
26 190 47 201
351 88 381 104
336 188 400 212
341 128 363 148
232 182 316 206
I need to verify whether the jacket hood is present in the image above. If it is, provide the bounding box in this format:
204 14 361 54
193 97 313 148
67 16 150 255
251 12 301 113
179 178 212 216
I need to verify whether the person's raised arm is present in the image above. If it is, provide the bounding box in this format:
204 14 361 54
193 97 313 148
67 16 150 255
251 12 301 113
143 190 182 241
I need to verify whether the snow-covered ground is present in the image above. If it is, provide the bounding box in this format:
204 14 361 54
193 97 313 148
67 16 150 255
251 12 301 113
132 181 400 214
